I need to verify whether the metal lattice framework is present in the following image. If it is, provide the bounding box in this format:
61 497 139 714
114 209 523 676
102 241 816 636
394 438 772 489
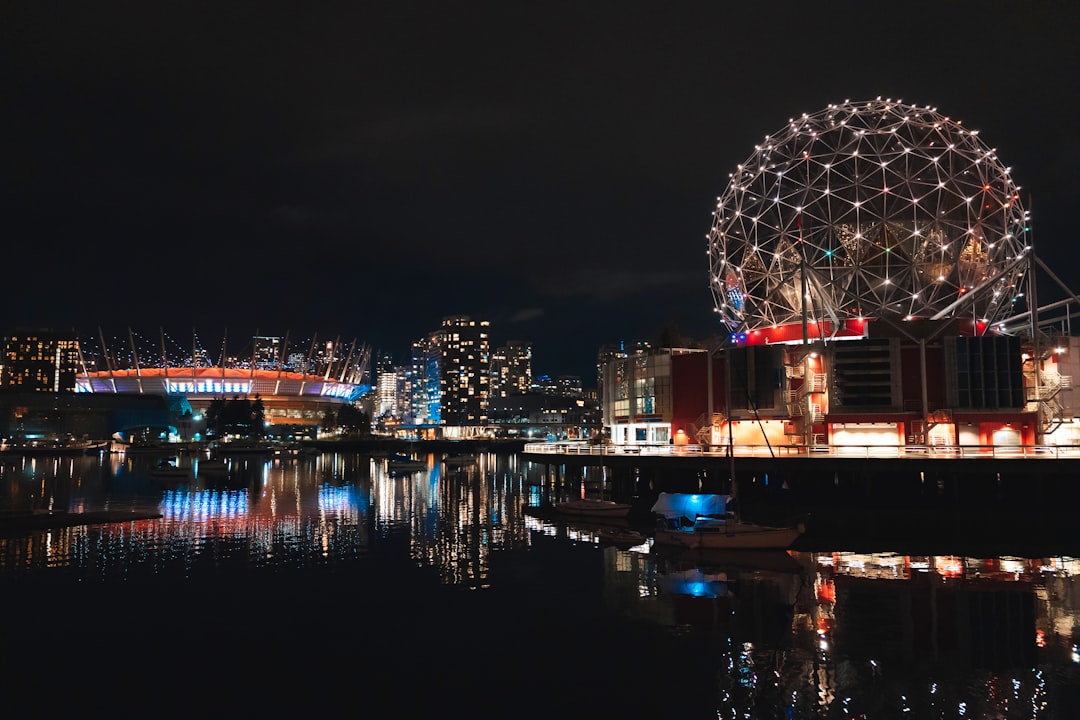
708 99 1031 334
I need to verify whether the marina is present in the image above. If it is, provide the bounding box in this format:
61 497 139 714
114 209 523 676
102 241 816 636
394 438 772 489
3 448 1080 717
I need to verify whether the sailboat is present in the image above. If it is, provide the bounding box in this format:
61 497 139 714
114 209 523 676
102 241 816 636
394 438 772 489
650 492 803 550
652 336 802 550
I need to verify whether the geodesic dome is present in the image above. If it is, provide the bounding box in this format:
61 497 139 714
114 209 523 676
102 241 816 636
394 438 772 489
708 99 1030 334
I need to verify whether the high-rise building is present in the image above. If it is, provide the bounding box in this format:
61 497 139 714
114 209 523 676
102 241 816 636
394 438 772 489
596 340 651 413
530 373 585 398
393 365 410 420
438 315 490 428
375 353 398 419
252 336 282 370
491 340 532 397
549 375 584 398
598 343 704 446
1 328 81 393
408 333 441 426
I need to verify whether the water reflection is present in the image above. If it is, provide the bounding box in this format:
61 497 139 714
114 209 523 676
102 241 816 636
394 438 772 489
1 452 374 578
2 451 1080 717
372 452 538 588
597 545 1080 718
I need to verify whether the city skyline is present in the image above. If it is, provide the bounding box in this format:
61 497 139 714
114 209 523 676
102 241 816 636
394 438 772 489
57 322 599 387
3 3 1078 382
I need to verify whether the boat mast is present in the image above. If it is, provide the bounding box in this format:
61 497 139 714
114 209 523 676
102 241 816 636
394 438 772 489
724 337 736 497
1026 197 1041 445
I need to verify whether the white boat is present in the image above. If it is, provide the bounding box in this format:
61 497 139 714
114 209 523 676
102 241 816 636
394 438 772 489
553 498 632 519
650 492 803 550
386 454 426 471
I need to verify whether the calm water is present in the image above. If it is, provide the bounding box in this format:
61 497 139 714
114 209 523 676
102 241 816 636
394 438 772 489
3 450 1080 719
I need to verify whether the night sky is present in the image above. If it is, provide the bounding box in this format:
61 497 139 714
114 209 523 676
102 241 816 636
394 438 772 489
3 2 1078 384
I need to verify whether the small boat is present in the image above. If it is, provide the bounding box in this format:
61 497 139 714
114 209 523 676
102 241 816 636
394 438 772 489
553 498 632 519
650 492 803 550
56 438 110 455
150 458 193 483
213 440 272 455
386 453 426 471
442 454 478 468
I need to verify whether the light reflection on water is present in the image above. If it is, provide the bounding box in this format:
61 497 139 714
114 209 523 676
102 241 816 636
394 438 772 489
2 450 1080 717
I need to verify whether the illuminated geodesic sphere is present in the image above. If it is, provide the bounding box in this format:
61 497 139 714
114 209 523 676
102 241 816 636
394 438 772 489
708 99 1030 332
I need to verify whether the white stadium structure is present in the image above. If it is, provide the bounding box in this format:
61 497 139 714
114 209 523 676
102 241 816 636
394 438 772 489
75 329 371 432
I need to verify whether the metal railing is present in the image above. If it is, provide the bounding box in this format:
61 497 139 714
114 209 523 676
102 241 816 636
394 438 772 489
523 441 1080 459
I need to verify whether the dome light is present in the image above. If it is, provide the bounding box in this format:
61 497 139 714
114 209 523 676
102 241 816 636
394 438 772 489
708 100 1026 332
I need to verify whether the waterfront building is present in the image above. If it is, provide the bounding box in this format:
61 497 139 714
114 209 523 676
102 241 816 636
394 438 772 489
388 321 595 440
487 391 600 439
532 373 583 398
1 328 81 393
374 353 398 420
491 340 532 397
704 100 1077 453
598 345 708 446
596 341 651 415
438 315 490 436
407 332 442 430
393 365 409 421
594 99 1080 454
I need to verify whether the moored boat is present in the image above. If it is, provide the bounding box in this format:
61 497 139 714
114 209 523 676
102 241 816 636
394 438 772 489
386 453 427 471
553 498 632 519
651 492 803 550
212 440 273 455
